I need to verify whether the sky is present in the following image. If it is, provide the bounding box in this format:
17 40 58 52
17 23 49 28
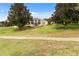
0 3 56 21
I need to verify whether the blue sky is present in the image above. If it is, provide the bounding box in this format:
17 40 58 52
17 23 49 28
0 3 56 21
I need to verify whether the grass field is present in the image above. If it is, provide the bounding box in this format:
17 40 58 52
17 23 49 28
0 24 79 37
0 39 79 56
0 24 79 56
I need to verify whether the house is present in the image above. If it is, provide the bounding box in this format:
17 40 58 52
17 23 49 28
27 19 48 27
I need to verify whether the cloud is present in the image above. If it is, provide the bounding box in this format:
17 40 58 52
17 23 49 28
31 12 38 14
0 8 8 21
31 12 52 19
31 10 55 19
0 14 8 21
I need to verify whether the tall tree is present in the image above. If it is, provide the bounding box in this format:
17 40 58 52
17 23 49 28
7 3 33 29
52 3 79 26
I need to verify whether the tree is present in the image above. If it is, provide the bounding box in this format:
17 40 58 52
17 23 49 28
52 3 79 26
44 17 53 25
7 3 33 29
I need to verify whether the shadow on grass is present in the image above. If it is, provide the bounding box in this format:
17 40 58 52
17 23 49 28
54 24 79 30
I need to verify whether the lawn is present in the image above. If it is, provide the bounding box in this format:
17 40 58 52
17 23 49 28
0 39 79 56
0 24 61 36
0 24 79 37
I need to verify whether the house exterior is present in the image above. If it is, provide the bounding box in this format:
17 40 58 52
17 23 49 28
26 19 48 27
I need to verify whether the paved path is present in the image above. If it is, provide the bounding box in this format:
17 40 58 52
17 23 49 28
0 36 79 41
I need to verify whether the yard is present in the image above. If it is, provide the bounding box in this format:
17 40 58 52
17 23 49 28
0 24 79 56
0 39 79 56
0 24 79 37
1 3 79 56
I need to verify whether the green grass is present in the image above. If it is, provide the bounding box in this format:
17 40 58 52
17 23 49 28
0 24 79 37
0 25 62 36
0 39 79 56
55 23 79 29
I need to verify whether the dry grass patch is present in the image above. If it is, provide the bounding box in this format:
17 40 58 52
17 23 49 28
0 39 79 56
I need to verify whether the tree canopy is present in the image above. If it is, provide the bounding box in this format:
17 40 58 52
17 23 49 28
7 3 33 28
52 3 79 26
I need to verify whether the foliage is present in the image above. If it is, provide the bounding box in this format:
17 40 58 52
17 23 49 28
7 3 33 29
52 3 79 26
